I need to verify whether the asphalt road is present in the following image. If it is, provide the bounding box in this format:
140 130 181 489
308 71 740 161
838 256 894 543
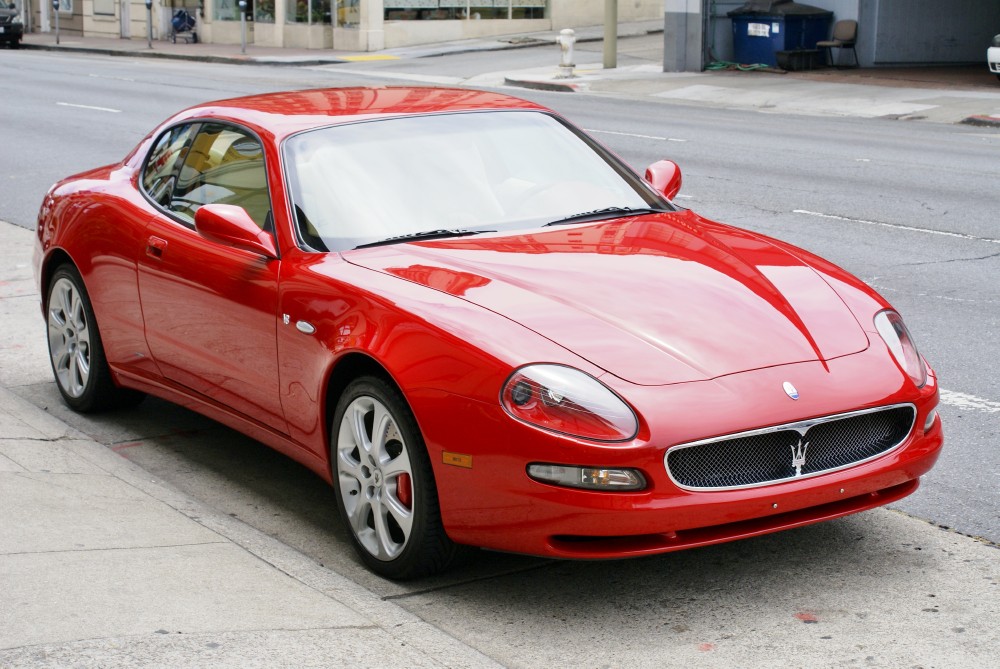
3 42 1000 666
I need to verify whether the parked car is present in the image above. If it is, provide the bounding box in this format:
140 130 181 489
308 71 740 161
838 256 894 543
33 87 943 579
989 33 1000 81
0 2 23 48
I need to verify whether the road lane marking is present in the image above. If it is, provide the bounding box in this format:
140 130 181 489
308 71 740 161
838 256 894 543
939 390 1000 414
56 102 122 113
88 73 136 82
586 129 688 142
794 210 1000 245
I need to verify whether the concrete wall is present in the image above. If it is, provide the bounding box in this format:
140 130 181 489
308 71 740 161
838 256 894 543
662 0 703 71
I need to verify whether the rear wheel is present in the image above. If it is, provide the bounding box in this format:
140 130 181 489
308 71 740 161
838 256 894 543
46 265 144 412
332 376 464 579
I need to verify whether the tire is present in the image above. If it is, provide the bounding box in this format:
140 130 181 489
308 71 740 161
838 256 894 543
46 265 144 413
332 376 466 579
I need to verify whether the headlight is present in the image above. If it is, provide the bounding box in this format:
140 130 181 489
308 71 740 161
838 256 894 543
874 310 926 388
501 364 638 442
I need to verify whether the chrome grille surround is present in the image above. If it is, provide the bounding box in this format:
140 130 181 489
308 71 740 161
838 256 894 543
664 404 917 491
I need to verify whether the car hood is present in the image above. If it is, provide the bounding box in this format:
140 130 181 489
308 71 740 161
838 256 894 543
344 211 870 385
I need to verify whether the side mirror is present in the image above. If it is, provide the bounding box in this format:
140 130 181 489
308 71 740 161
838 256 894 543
644 160 683 201
195 204 278 258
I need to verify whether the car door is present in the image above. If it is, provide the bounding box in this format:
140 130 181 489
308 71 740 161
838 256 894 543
136 121 287 432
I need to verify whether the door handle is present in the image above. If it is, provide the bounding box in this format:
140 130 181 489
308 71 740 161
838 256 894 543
146 236 167 259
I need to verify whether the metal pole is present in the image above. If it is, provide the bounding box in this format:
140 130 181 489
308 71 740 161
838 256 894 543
239 0 246 54
146 3 152 48
603 0 617 69
53 0 59 45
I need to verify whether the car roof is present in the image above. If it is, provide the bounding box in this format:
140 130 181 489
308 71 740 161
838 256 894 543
170 87 548 141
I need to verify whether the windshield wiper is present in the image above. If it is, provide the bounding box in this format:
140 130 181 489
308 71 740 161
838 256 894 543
354 228 495 250
545 206 669 226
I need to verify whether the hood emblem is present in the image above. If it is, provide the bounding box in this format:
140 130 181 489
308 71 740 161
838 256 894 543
782 381 799 400
791 439 809 477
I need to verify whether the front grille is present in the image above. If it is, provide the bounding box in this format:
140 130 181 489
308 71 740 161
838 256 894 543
665 404 916 490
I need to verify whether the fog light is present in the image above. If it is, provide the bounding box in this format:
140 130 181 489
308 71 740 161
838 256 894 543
923 408 937 433
527 463 646 491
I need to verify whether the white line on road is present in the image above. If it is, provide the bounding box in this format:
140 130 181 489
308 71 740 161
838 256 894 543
586 129 688 142
56 102 122 113
88 73 136 82
793 210 1000 245
939 389 1000 414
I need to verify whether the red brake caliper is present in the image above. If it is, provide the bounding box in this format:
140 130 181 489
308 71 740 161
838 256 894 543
396 472 412 509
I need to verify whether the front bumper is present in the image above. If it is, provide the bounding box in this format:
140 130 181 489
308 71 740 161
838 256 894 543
0 23 23 42
419 345 943 559
988 46 1000 74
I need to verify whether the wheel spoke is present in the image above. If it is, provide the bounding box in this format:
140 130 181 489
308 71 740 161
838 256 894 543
381 451 411 479
337 449 365 482
370 402 393 463
69 347 88 396
371 499 403 560
349 400 373 454
384 490 414 538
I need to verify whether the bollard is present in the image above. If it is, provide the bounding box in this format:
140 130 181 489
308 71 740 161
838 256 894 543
556 28 576 79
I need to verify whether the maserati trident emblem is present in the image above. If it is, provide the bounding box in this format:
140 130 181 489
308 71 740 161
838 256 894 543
782 381 799 400
791 439 809 477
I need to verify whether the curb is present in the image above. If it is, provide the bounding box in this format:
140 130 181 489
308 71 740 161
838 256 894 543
20 42 346 66
960 114 1000 127
503 76 585 92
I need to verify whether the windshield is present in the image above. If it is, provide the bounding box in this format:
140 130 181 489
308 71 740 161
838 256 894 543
283 111 669 251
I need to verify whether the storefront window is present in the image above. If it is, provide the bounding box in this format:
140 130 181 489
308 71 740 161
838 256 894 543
286 0 332 24
337 0 359 26
384 1 546 21
255 0 275 22
215 0 243 21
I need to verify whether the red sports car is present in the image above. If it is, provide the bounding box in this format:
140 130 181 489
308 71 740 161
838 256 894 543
33 87 942 579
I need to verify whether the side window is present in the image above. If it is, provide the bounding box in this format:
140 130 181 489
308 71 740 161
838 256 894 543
169 123 271 229
142 123 199 207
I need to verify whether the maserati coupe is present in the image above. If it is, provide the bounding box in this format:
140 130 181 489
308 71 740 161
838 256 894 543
34 87 943 579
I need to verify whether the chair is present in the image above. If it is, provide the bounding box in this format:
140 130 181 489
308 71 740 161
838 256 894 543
817 20 859 68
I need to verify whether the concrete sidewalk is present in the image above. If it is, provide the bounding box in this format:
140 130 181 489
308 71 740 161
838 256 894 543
0 221 498 666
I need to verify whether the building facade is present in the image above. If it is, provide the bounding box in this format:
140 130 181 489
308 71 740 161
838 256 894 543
20 0 663 51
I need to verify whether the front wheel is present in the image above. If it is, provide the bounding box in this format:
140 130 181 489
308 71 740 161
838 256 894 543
332 376 465 579
46 265 144 412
